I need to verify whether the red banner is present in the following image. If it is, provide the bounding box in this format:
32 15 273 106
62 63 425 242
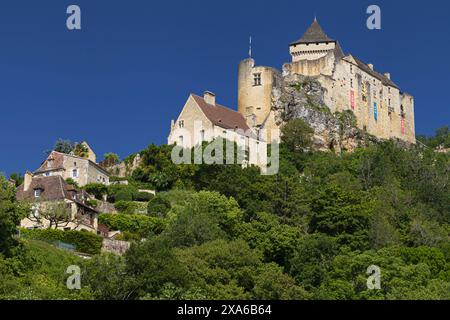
350 91 355 110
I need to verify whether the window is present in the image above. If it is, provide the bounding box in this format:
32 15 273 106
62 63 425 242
253 73 262 86
34 189 41 198
44 172 51 177
350 65 353 74
200 130 205 142
350 79 353 88
178 120 184 128
246 106 254 115
178 135 184 146
72 169 78 178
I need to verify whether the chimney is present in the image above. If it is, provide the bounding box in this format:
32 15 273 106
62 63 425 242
368 63 374 70
384 72 391 80
24 171 33 192
204 91 216 105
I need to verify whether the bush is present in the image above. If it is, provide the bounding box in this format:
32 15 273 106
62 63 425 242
147 196 171 217
84 183 108 200
99 214 166 238
114 201 138 214
20 228 103 255
107 184 139 203
134 191 154 202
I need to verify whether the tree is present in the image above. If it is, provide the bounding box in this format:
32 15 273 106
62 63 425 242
102 153 120 167
124 237 189 299
0 176 27 256
281 119 314 153
53 139 75 154
73 143 89 158
29 201 80 230
9 173 23 187
162 191 242 248
147 196 171 217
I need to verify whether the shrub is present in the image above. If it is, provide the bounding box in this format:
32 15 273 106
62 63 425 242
134 191 154 202
20 228 103 255
99 214 166 238
84 183 108 200
147 196 171 217
107 184 139 203
114 201 138 214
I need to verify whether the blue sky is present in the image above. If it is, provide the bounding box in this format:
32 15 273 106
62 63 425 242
0 0 449 176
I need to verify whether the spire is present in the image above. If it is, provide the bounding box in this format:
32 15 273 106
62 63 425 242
290 18 335 45
248 36 252 58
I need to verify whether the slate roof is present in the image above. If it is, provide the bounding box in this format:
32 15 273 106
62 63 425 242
291 19 335 45
352 56 399 89
191 94 255 136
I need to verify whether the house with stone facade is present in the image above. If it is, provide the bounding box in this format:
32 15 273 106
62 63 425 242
168 91 268 166
16 172 99 233
34 149 110 187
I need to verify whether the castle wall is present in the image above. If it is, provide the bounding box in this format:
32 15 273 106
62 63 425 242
289 42 336 62
238 58 279 127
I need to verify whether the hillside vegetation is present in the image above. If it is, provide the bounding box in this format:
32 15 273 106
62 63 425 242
1 123 449 300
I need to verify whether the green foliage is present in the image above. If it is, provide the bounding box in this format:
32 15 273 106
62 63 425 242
134 191 154 202
147 195 171 217
0 176 27 256
53 139 75 154
84 183 108 200
281 119 314 153
102 153 120 167
125 237 190 298
107 184 139 202
65 178 79 188
417 126 450 148
9 173 24 187
20 228 103 255
73 143 89 158
0 240 92 300
114 201 138 214
163 191 242 248
99 213 166 238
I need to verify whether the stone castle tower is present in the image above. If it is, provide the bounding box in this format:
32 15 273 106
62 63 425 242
237 19 416 144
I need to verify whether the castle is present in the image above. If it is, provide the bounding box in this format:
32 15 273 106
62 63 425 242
238 18 415 144
168 18 416 155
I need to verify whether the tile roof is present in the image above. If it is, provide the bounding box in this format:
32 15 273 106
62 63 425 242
192 94 254 135
291 19 335 45
34 151 65 174
16 176 98 213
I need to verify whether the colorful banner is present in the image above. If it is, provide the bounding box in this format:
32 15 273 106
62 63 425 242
374 102 378 121
350 90 355 110
401 117 405 135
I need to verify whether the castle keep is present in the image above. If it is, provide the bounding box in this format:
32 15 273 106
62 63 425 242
238 19 416 143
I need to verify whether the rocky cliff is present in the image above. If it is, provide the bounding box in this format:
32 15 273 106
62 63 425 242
271 74 379 152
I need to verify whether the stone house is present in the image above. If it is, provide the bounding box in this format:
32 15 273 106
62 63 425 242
16 172 99 233
168 91 268 166
34 150 110 187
